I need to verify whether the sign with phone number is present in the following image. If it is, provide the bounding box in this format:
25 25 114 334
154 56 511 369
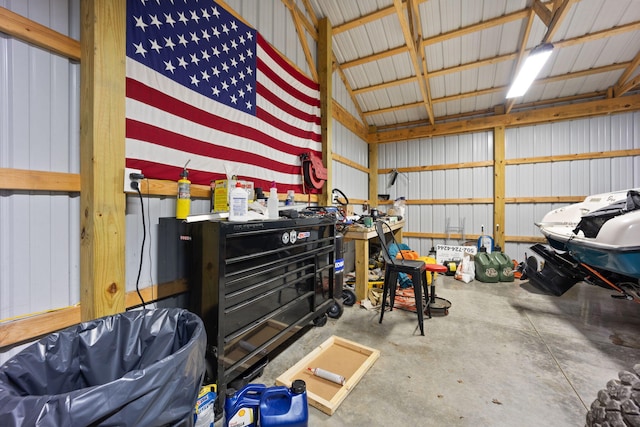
436 244 477 264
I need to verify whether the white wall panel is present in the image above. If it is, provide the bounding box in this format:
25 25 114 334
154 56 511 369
505 111 640 263
385 112 639 264
0 0 80 331
331 120 368 207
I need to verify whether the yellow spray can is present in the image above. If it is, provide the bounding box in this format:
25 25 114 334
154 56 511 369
176 166 191 219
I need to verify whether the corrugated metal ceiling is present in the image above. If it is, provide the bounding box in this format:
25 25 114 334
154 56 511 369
305 0 640 130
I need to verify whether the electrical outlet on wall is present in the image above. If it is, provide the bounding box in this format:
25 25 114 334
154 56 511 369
124 168 143 192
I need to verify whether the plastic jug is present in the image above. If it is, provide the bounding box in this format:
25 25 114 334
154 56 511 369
224 384 267 427
229 182 249 222
474 252 499 283
267 184 279 219
491 252 514 282
259 380 309 427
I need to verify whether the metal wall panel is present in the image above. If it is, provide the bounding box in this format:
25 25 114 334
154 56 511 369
383 112 639 264
333 70 361 119
331 118 368 211
379 131 494 257
505 111 640 263
0 0 80 362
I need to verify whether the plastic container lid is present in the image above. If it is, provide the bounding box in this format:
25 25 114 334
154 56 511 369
291 379 306 394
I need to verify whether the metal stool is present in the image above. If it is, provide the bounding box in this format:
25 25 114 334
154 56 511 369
424 263 449 318
375 220 432 335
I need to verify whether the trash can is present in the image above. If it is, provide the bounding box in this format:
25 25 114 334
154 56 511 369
0 308 207 427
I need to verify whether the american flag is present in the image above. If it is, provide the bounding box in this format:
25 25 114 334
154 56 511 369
125 0 322 192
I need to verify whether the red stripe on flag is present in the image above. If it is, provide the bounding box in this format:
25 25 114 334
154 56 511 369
257 34 320 93
256 81 322 127
126 78 317 155
127 119 300 175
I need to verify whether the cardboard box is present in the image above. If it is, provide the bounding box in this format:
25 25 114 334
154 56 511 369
212 179 254 212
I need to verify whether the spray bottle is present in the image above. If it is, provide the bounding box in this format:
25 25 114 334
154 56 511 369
176 161 191 220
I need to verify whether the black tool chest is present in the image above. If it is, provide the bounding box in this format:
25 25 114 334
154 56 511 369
187 216 337 405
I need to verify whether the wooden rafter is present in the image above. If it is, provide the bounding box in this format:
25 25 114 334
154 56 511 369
393 0 434 125
343 9 527 70
532 0 553 26
332 4 397 35
348 14 638 119
505 9 536 114
343 8 636 78
542 0 575 43
407 0 423 48
336 65 367 125
555 20 640 48
613 49 640 97
422 9 529 47
505 0 573 113
352 75 417 96
282 0 317 81
289 0 317 39
430 15 638 77
362 62 628 116
341 45 408 69
615 73 640 97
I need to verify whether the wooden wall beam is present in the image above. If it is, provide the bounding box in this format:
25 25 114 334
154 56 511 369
79 0 126 321
1 279 188 349
493 126 506 249
370 93 640 143
332 100 368 140
0 6 81 60
369 143 379 207
318 18 333 206
0 169 81 192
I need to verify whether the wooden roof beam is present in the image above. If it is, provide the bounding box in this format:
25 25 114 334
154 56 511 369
421 9 529 47
361 62 629 116
369 93 640 143
393 0 434 125
341 45 408 69
542 0 575 43
299 0 319 29
506 1 574 113
349 18 640 79
613 49 640 97
332 4 397 35
352 75 418 96
532 0 552 27
283 0 318 81
505 9 536 114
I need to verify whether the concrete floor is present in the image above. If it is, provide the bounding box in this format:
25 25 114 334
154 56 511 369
245 276 640 426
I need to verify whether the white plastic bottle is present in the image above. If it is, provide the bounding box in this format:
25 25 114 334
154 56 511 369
267 184 279 219
229 182 249 222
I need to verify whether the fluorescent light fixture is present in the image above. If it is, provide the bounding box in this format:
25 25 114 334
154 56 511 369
506 43 554 99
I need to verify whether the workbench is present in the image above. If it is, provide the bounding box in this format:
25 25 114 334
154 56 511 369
343 220 405 302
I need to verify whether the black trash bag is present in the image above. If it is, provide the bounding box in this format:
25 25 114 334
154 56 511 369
0 308 206 427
